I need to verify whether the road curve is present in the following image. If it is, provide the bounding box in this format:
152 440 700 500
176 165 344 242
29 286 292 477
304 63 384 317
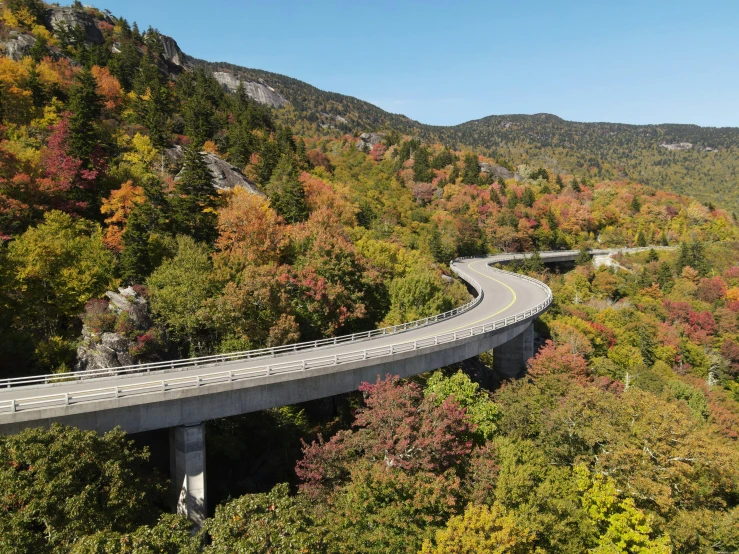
0 247 666 433
0 254 553 433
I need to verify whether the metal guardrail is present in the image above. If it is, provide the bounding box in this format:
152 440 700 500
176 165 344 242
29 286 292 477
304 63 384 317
1 272 485 390
0 261 551 415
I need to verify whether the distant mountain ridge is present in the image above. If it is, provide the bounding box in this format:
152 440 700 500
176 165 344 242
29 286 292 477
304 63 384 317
2 4 738 209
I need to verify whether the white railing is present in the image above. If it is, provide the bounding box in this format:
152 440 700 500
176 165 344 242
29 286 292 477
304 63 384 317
0 271 484 390
0 262 552 415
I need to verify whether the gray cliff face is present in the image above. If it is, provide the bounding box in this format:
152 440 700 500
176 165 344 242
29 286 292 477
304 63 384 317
212 71 288 108
1 32 36 61
45 7 104 45
159 34 186 68
356 132 384 151
75 287 151 372
167 146 266 195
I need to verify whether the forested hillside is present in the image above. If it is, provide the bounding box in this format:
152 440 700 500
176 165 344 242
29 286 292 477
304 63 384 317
0 2 738 553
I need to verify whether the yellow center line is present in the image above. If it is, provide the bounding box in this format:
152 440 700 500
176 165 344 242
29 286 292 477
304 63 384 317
382 260 518 346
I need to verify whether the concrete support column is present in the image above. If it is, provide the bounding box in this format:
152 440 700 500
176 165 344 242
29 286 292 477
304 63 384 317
493 322 534 378
170 423 207 527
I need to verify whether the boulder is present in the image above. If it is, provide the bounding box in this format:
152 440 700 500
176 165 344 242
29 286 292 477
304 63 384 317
106 286 150 330
479 162 514 180
356 132 384 151
75 287 151 372
45 6 104 45
0 31 36 61
212 72 288 108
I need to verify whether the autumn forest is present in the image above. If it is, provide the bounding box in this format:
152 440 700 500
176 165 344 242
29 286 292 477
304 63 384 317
0 1 738 553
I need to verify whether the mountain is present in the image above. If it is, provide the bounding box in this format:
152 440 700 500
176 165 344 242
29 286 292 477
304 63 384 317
188 62 739 212
1 3 738 212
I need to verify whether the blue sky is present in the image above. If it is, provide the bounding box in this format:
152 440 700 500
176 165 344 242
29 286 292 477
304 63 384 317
86 0 739 127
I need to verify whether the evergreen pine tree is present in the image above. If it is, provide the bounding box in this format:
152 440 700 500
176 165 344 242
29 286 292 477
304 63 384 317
571 177 582 193
461 153 480 185
28 35 48 63
171 147 219 243
507 189 519 209
427 226 444 263
26 63 46 108
675 242 693 274
646 248 659 263
555 174 564 189
448 163 460 183
631 195 642 213
657 262 674 291
521 188 536 208
635 229 647 247
266 155 308 224
67 68 103 163
413 147 433 182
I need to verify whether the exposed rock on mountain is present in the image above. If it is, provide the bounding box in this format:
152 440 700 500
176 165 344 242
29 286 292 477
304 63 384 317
45 6 104 45
167 146 266 195
479 162 514 180
212 72 288 108
356 132 384 151
75 287 151 372
0 31 36 61
159 34 186 68
660 142 693 151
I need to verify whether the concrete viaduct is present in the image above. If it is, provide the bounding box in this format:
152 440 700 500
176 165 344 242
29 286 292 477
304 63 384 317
0 248 657 525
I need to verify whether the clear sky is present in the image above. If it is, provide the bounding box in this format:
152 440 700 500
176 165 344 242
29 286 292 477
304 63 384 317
84 0 739 127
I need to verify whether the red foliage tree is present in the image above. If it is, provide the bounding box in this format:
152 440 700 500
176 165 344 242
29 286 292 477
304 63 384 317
296 375 473 497
527 339 589 382
369 142 386 162
695 276 727 304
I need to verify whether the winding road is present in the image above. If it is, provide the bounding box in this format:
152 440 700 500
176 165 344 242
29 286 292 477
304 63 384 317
0 247 662 435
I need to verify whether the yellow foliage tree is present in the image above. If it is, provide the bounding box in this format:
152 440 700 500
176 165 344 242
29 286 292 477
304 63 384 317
100 180 145 251
420 503 540 554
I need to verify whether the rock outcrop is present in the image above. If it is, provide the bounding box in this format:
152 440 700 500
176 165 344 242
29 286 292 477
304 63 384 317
75 287 151 372
660 142 693 151
45 6 104 45
167 146 266 195
479 162 514 180
212 72 288 108
0 31 36 61
160 34 186 68
356 132 384 151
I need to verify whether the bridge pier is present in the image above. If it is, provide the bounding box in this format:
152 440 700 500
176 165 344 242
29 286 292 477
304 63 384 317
169 423 207 527
493 322 534 378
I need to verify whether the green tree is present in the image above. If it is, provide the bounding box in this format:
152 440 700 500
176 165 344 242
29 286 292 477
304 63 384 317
571 177 582 193
203 483 325 553
635 228 647 247
413 146 434 182
461 153 480 185
575 464 672 553
575 247 591 266
646 248 659 263
70 514 199 554
171 147 219 244
521 187 536 208
8 211 116 335
67 68 103 164
0 424 165 554
265 154 309 224
425 370 502 441
147 235 219 354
